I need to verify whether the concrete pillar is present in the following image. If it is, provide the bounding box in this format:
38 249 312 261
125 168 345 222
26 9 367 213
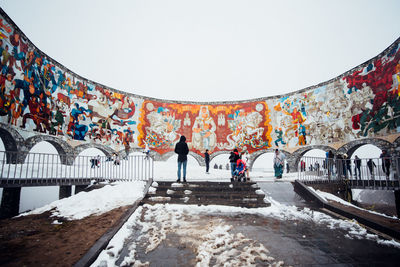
0 187 21 219
285 154 298 173
59 185 72 199
395 190 400 218
75 185 88 194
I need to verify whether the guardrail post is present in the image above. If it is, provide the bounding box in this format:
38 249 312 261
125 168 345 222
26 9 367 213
0 187 21 219
75 185 89 194
59 185 72 199
395 189 400 218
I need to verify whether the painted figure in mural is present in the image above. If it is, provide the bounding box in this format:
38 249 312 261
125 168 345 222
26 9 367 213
50 105 64 135
227 108 265 149
273 149 285 179
297 124 306 145
274 127 286 147
146 107 181 147
192 106 217 151
174 135 189 183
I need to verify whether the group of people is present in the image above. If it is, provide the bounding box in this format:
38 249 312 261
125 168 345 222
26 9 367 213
174 135 288 182
228 148 250 182
322 149 393 180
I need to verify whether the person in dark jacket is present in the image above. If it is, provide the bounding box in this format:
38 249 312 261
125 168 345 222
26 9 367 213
354 155 361 179
380 150 391 178
204 149 210 174
174 135 189 182
367 159 376 178
229 149 240 180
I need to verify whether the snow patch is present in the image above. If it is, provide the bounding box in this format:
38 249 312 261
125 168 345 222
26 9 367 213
166 189 175 195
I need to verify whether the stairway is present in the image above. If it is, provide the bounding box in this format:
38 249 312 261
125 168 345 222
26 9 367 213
140 181 270 208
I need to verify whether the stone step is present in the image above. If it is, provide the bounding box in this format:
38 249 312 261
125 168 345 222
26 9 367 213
154 181 258 187
141 180 270 208
144 193 265 200
153 182 260 191
141 197 269 208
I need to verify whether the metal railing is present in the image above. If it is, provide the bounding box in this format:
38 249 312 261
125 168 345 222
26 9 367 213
297 156 400 190
0 151 154 186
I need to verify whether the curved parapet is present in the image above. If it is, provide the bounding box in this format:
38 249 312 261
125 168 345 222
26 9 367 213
0 8 399 165
337 138 392 157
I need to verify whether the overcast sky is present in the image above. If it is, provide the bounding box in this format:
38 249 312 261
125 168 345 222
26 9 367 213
2 0 400 102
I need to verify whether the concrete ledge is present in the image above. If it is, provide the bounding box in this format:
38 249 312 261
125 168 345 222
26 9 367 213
74 178 153 267
294 180 400 240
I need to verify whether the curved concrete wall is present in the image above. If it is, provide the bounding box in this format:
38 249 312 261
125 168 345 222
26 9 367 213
0 8 399 160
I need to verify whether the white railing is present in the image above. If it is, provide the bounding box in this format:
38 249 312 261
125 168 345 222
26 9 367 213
297 156 400 189
0 151 153 184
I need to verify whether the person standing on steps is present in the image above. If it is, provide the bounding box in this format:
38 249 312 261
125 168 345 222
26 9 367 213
204 149 210 174
175 135 189 183
229 148 240 180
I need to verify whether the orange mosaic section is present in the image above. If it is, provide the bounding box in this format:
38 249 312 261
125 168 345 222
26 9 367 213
138 100 272 156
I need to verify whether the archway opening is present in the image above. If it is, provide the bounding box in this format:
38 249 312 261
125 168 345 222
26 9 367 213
252 152 277 174
77 147 107 157
0 138 4 151
299 149 326 172
20 141 61 213
350 144 382 159
349 144 385 180
210 153 231 171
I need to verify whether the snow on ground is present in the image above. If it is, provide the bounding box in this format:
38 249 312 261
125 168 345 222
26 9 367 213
154 159 297 182
18 181 147 220
309 186 399 220
13 159 400 266
92 199 400 267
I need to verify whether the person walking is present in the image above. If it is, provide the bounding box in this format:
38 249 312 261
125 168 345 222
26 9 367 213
380 150 391 179
229 149 240 180
174 135 189 182
273 149 286 179
354 155 361 179
144 140 151 160
241 150 251 181
327 150 334 179
204 149 210 174
367 159 376 178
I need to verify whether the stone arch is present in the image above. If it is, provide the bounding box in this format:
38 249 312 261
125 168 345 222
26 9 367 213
0 123 24 152
75 143 114 158
0 123 26 163
393 136 400 156
337 138 391 158
23 135 74 165
291 145 336 169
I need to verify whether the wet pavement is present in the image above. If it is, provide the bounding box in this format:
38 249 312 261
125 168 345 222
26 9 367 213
109 182 400 266
257 181 309 207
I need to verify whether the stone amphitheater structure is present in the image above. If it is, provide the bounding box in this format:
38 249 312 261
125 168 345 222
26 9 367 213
0 8 399 170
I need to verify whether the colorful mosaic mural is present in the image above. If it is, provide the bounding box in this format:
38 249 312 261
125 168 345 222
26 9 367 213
0 9 399 158
138 101 271 154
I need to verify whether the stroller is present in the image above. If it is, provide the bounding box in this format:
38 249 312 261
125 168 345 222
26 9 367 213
231 159 247 182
